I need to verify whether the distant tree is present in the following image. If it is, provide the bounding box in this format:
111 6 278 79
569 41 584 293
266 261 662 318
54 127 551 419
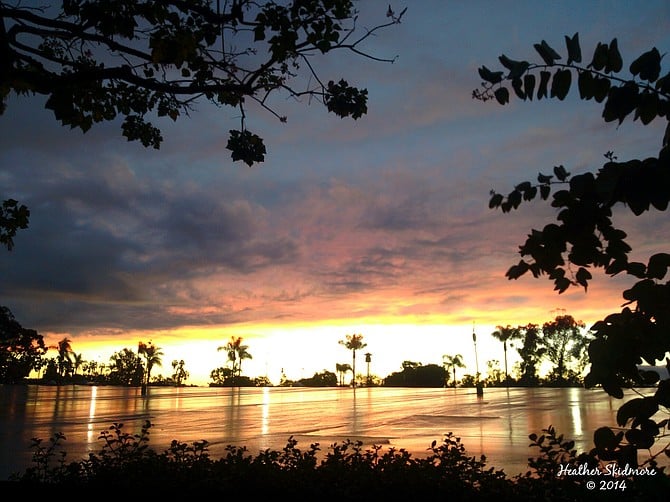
224 375 254 386
485 359 504 386
80 360 107 383
460 374 478 388
490 325 520 385
442 353 465 387
236 342 252 376
0 305 46 382
107 348 144 386
171 359 189 386
384 362 446 388
209 366 233 386
401 360 420 371
41 358 60 382
335 362 352 387
299 370 337 387
218 339 237 376
71 352 84 376
540 314 589 383
82 360 97 378
365 374 382 387
514 324 544 385
474 33 670 462
279 376 297 387
412 364 446 387
217 336 252 379
253 375 272 387
138 341 163 392
338 333 366 387
95 361 106 379
52 337 73 378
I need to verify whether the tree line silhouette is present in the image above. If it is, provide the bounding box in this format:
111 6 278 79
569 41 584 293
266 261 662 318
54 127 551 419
1 304 592 389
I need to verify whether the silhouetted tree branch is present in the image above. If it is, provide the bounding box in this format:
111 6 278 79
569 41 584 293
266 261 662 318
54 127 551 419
0 1 405 246
474 33 670 466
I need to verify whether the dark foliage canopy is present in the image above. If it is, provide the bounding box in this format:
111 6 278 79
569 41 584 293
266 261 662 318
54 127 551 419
0 305 46 382
384 362 446 387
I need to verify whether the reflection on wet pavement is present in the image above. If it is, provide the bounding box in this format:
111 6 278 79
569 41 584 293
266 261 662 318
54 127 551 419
0 385 656 479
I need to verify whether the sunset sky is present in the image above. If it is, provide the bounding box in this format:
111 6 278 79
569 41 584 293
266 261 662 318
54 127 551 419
1 1 669 386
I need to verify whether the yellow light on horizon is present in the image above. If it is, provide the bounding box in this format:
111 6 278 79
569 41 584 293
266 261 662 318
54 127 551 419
38 293 619 387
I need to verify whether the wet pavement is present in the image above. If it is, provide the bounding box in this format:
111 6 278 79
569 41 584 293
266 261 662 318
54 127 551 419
0 384 661 479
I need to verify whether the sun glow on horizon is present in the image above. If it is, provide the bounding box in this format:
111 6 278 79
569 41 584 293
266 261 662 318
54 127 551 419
40 310 599 387
37 278 628 386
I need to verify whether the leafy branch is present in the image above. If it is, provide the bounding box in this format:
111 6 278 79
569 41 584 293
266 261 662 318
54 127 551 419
1 1 404 164
473 33 670 128
0 198 30 251
478 34 670 294
476 32 670 465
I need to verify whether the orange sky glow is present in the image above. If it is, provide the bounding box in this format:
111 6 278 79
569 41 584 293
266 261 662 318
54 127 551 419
41 276 630 386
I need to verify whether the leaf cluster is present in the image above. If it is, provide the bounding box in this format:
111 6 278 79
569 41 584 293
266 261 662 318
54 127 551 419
482 34 670 297
474 33 670 129
490 155 670 294
0 199 30 251
588 382 670 474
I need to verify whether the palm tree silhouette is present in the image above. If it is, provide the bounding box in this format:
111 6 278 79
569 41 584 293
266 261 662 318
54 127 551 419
490 325 520 385
218 336 252 380
339 334 366 387
52 337 73 378
138 341 163 394
442 353 465 387
71 352 84 377
335 362 352 387
171 359 189 386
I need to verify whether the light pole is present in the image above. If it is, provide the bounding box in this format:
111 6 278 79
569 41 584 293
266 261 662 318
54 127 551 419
473 327 483 397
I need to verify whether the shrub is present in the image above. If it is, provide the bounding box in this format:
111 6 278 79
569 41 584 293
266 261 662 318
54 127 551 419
6 421 670 501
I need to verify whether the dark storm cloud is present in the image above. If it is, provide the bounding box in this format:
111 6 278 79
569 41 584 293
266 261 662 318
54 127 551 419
0 149 300 331
151 194 299 274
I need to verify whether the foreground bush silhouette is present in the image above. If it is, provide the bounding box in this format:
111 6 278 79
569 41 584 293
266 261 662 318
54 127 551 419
3 422 669 501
